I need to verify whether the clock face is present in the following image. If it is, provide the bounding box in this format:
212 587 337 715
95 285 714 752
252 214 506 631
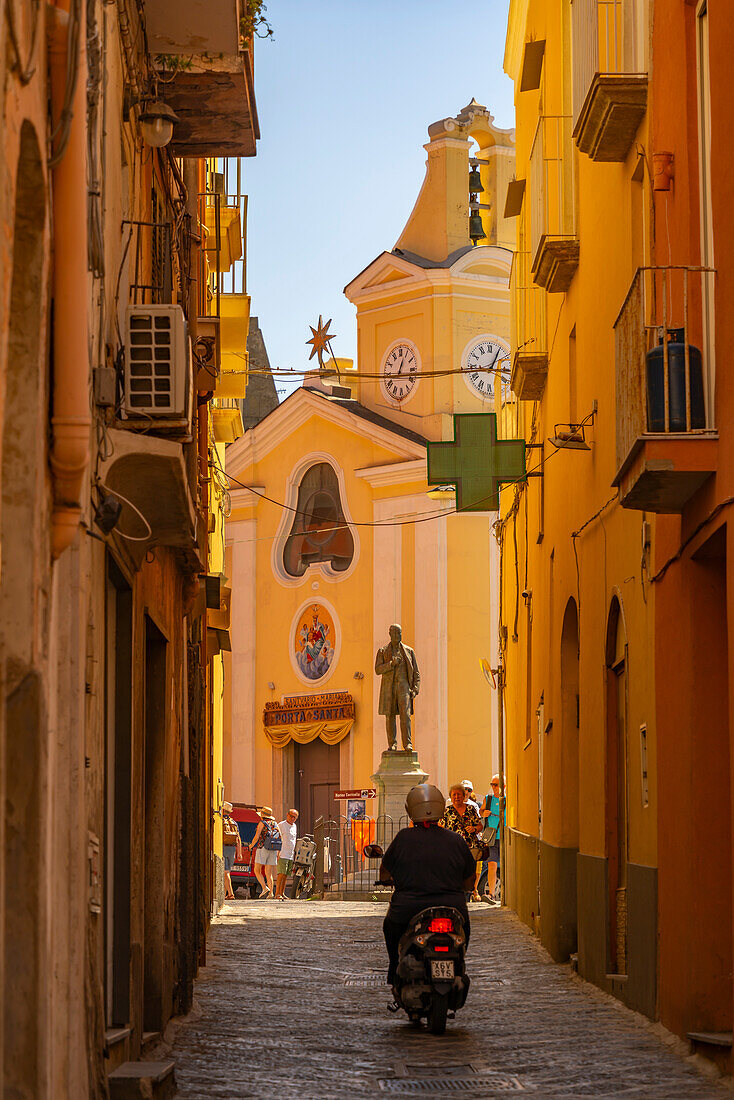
381 341 420 403
462 336 509 400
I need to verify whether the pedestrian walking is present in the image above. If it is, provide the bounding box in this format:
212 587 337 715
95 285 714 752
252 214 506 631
250 806 281 898
478 774 504 904
460 779 481 814
460 780 483 899
274 808 299 899
441 783 483 900
222 802 243 901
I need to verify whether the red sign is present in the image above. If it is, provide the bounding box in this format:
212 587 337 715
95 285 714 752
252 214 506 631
334 788 377 800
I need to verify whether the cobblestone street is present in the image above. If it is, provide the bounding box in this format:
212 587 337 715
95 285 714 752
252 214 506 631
169 901 730 1098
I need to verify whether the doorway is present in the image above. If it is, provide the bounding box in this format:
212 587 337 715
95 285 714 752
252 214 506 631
560 598 580 850
143 616 168 1031
105 561 133 1026
294 738 340 835
605 597 628 975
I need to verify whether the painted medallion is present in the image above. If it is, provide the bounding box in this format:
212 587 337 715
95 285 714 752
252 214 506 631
294 603 335 681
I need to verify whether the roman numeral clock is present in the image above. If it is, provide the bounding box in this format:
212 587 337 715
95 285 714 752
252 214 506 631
380 340 420 403
462 334 509 400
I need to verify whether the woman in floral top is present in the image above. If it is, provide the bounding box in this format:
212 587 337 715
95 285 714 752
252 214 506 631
442 783 482 843
442 783 483 900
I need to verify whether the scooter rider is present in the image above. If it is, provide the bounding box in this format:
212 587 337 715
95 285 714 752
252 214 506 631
379 784 477 986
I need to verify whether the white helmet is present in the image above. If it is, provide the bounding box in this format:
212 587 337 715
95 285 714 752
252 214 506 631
405 783 446 823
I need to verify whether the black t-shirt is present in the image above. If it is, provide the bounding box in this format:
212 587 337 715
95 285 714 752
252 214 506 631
381 824 476 922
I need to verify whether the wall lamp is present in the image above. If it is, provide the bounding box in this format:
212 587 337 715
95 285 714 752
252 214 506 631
138 99 179 148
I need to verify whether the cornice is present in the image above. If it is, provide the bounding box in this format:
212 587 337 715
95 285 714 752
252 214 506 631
225 389 425 480
353 458 427 488
504 0 530 82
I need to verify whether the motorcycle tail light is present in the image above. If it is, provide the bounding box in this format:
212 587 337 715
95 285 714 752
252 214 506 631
428 918 454 933
434 945 450 952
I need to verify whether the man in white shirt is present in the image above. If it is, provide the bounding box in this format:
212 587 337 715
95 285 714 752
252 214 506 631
461 780 481 814
274 809 299 899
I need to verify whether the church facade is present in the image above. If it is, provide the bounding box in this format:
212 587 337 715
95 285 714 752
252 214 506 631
224 102 515 833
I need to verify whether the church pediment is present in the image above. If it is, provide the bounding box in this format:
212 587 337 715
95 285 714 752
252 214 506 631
344 251 427 301
225 387 426 479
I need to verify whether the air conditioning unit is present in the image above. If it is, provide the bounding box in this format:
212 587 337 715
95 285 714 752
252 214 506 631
123 304 191 428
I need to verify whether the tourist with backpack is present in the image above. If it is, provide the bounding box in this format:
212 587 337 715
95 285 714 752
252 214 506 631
250 806 282 899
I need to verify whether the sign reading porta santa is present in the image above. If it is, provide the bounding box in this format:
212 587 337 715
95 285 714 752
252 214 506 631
263 691 355 748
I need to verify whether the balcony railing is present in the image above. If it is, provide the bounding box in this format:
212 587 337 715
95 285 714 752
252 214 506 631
613 266 717 512
510 251 549 400
529 116 579 293
571 0 647 160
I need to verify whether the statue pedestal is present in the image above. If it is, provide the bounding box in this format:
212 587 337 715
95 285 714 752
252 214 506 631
371 750 428 838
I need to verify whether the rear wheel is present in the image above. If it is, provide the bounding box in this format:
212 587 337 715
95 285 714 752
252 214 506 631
428 992 449 1035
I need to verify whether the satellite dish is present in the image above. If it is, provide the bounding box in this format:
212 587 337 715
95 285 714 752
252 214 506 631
480 658 496 688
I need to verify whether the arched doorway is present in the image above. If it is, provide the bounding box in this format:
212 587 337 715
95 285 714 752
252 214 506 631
560 598 580 851
1 121 49 1096
605 596 628 975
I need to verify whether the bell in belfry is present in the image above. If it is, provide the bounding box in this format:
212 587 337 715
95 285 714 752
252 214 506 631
469 210 486 244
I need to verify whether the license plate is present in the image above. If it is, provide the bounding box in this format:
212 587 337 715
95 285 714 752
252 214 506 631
430 959 455 979
233 865 247 872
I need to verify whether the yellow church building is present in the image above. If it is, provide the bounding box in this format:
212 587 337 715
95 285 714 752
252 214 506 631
224 102 515 834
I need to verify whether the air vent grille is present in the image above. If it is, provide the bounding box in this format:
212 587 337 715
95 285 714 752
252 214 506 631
124 304 189 421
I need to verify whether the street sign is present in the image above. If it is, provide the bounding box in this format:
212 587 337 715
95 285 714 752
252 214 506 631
427 413 526 512
334 788 377 800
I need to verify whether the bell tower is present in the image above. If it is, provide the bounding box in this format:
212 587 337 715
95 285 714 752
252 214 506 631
344 101 516 442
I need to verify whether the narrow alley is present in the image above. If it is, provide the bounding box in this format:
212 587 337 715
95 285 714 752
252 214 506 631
169 902 727 1099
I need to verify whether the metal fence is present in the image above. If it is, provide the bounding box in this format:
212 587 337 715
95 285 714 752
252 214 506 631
529 115 576 261
613 265 716 466
312 815 409 895
572 0 640 125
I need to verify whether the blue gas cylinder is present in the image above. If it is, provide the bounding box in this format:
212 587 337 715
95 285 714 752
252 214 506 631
646 328 705 432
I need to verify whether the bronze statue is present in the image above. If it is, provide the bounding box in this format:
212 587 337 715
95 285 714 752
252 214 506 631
375 624 421 751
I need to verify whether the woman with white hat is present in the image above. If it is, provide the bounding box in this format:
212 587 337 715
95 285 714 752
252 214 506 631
250 806 280 899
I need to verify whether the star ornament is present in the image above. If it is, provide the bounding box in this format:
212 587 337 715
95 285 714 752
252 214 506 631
306 315 336 368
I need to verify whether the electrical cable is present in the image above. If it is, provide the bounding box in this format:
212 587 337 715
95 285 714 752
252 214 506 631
6 0 40 84
96 478 153 541
209 417 574 539
650 495 734 584
49 0 83 168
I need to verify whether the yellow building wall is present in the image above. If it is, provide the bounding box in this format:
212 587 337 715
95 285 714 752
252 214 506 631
210 440 228 860
502 0 657 938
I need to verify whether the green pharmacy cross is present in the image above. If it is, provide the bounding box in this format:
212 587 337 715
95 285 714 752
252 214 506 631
427 413 527 512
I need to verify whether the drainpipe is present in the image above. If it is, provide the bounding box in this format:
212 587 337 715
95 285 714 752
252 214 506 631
48 0 91 558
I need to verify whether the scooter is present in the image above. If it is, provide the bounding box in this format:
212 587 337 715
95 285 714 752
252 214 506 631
364 844 470 1035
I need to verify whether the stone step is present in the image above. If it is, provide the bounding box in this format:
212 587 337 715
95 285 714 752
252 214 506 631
108 1060 176 1100
687 1031 733 1048
141 1031 162 1056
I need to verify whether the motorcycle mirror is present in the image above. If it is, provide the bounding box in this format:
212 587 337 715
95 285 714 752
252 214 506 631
363 844 384 859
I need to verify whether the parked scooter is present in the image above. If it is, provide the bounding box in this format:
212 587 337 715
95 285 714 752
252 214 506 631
364 844 470 1034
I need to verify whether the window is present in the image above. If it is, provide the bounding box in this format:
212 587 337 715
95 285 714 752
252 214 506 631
283 463 354 578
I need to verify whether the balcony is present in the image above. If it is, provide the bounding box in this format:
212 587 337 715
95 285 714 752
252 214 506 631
145 0 259 156
572 0 647 162
196 182 249 398
612 266 717 512
212 398 245 442
530 116 579 293
510 251 549 400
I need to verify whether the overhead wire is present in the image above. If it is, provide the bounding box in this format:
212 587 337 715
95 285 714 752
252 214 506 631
208 412 583 540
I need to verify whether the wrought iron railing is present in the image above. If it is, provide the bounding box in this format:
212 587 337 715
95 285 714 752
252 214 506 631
312 814 408 894
572 0 637 122
613 265 716 467
529 115 576 260
511 250 547 361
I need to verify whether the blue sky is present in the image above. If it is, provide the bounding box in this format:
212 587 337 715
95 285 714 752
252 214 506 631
244 0 513 398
